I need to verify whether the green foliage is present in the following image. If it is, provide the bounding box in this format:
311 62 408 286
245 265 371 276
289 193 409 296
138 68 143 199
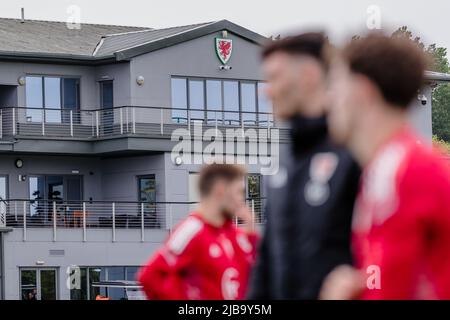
392 26 450 142
433 135 450 154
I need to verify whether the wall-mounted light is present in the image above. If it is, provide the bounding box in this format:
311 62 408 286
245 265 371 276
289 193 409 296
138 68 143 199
35 260 45 266
174 156 183 166
222 30 228 38
18 76 26 86
136 75 145 86
15 158 24 168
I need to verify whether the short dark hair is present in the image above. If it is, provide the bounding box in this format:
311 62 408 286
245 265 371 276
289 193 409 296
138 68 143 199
262 32 329 69
343 33 428 108
198 164 245 197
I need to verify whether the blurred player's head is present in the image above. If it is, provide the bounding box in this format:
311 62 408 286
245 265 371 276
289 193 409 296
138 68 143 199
327 33 427 148
198 164 246 220
262 32 329 120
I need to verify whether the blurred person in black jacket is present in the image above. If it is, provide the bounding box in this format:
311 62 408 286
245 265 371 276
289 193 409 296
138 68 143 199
247 33 361 300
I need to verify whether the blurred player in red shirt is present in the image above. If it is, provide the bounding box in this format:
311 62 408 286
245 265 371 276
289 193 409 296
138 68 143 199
138 164 258 300
320 34 450 299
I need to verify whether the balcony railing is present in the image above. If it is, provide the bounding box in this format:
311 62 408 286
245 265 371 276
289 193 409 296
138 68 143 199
0 106 277 140
0 198 266 241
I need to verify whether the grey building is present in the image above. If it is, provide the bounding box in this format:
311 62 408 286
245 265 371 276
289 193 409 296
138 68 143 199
0 17 440 300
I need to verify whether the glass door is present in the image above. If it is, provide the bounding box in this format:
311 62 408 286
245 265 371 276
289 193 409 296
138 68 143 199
29 175 83 225
138 175 158 228
246 174 262 223
20 268 58 300
40 269 57 300
100 81 114 134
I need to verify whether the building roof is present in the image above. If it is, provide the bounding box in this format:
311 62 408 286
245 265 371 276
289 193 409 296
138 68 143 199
425 71 450 83
0 18 267 64
0 18 149 56
93 22 215 57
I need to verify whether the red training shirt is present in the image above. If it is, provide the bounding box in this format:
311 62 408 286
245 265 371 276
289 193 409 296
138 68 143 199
353 127 450 299
138 212 258 300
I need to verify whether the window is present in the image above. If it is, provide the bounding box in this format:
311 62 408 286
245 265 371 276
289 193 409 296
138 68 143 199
107 267 126 300
29 175 83 219
241 82 257 125
246 174 263 223
70 266 140 300
0 175 7 200
25 76 80 123
138 175 159 228
20 268 58 300
138 175 156 203
44 77 61 123
206 80 222 124
100 81 114 134
170 77 272 125
20 269 37 300
223 80 240 125
189 79 205 122
171 78 188 123
25 76 43 122
69 267 87 300
258 82 272 126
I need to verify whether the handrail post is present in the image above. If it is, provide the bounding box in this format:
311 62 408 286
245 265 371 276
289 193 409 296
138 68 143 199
132 107 136 134
0 109 3 139
160 108 164 135
120 108 123 134
23 201 27 241
141 202 145 242
53 201 57 242
168 204 173 233
251 199 255 231
41 108 45 136
70 110 74 137
12 108 16 136
112 202 116 242
241 113 244 137
215 111 218 137
82 202 87 242
187 110 191 136
95 111 99 137
126 107 129 133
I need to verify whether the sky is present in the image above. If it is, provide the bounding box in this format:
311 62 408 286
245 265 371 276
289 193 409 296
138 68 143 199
2 0 450 50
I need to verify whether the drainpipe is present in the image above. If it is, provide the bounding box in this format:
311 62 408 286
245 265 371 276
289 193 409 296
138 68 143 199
0 229 12 300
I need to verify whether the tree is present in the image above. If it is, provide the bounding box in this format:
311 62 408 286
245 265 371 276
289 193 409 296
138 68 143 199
392 26 450 141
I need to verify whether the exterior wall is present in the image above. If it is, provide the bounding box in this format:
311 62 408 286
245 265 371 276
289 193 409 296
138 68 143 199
95 62 131 107
2 228 167 300
0 155 102 201
129 32 264 124
0 61 98 110
130 32 264 107
408 86 433 143
163 153 268 226
101 153 166 202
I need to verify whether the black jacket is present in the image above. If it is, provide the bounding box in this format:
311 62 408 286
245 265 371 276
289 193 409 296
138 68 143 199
248 116 361 300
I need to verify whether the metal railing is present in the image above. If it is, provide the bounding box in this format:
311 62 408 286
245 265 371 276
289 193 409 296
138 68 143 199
0 198 266 241
0 106 278 140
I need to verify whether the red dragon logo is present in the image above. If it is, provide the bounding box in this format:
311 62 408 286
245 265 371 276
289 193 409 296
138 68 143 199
216 38 233 64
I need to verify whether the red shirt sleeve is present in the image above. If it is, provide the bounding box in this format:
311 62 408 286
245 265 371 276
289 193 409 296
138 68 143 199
138 217 203 300
361 155 448 299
